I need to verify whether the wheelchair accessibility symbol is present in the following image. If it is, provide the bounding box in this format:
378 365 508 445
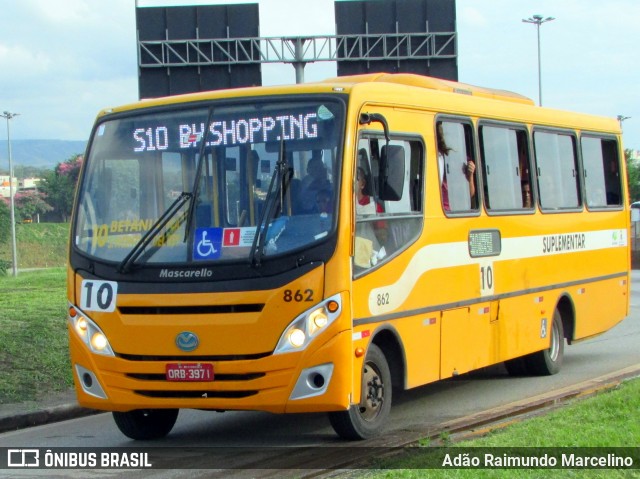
193 228 222 260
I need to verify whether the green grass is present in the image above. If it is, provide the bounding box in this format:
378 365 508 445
0 222 69 269
0 268 72 403
360 379 640 478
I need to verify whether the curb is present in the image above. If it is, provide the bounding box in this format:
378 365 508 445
0 401 100 434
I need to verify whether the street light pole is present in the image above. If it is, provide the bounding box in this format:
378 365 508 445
617 115 631 129
522 14 555 106
1 111 19 277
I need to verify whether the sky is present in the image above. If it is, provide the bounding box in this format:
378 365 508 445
0 0 638 152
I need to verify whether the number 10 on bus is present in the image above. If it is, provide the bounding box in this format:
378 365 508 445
480 262 495 296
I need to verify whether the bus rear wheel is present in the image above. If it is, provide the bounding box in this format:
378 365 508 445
525 310 564 375
329 344 391 440
112 409 179 440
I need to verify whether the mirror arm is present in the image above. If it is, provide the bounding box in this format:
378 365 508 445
359 113 390 146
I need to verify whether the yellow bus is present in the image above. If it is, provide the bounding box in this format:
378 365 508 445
67 73 629 440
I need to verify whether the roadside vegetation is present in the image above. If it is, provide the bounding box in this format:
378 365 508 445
358 378 640 477
0 222 70 403
0 222 69 271
0 268 72 404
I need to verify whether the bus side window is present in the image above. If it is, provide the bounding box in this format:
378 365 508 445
581 136 622 208
534 131 580 210
481 124 532 212
437 121 478 213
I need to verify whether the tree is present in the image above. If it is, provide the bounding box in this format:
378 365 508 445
626 149 640 203
14 190 53 222
41 154 83 222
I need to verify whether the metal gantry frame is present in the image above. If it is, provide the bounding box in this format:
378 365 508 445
138 27 456 83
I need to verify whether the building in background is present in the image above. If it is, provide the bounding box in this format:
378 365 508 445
0 176 17 198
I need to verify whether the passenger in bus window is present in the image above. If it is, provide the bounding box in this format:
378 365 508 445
517 135 533 209
436 123 476 211
356 167 377 214
355 166 386 264
315 188 333 214
522 182 532 208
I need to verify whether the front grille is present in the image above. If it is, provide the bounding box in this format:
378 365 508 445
135 390 258 399
118 304 264 315
117 352 271 361
127 372 265 381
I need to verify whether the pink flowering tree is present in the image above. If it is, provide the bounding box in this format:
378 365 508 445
14 190 53 222
41 155 83 222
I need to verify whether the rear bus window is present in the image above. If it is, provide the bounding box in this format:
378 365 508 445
581 136 622 208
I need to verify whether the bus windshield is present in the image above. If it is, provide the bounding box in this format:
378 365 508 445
73 98 344 268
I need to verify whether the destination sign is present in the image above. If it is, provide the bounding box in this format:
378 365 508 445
130 111 319 153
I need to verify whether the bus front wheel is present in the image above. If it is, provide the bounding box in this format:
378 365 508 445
329 344 391 440
112 409 179 440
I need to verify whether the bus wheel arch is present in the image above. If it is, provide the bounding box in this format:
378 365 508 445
555 294 575 345
370 326 407 391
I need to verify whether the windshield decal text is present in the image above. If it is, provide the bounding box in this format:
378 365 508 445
159 268 213 279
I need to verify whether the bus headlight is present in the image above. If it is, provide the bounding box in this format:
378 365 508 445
288 328 306 348
274 294 342 354
68 303 115 357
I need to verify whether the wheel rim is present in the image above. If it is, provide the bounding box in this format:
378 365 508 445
548 318 560 362
358 361 385 422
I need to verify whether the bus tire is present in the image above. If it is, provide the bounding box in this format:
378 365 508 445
525 310 564 376
328 344 391 440
112 409 179 440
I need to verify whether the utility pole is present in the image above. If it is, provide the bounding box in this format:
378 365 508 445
1 111 19 277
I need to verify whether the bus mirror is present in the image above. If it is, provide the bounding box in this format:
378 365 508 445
379 144 405 201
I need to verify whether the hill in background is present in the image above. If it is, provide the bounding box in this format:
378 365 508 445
0 140 87 169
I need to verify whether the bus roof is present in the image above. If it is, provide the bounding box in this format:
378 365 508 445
320 72 536 106
97 73 619 135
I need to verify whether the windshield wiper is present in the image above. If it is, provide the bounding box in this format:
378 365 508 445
184 107 216 242
249 140 292 267
117 192 192 274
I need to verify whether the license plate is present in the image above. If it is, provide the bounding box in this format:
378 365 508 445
165 363 214 382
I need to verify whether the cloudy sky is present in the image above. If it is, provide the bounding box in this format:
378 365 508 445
0 0 638 151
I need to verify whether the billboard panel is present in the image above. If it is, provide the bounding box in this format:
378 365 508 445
334 0 457 80
136 4 261 99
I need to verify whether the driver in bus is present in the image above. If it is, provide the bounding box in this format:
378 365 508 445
300 152 332 214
